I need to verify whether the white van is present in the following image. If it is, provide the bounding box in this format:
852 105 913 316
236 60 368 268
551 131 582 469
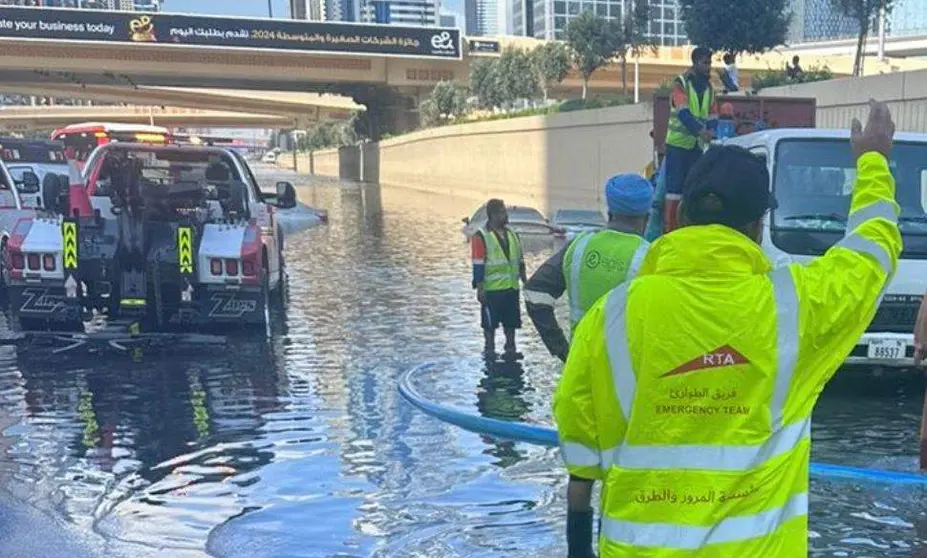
726 128 926 368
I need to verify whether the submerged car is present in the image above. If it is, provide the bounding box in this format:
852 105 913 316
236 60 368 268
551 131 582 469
6 143 297 332
550 208 606 240
461 203 554 238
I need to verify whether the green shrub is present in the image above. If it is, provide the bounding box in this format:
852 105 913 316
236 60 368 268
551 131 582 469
751 65 834 91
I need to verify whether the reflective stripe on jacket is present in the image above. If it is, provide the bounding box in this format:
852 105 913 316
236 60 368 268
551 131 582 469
562 230 648 329
666 73 713 150
553 152 901 556
480 227 522 292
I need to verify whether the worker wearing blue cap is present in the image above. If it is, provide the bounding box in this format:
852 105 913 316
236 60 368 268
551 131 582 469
524 173 653 558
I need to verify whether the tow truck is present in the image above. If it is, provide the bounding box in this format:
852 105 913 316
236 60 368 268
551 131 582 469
4 143 297 335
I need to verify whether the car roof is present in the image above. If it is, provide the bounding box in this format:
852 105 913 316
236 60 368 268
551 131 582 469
725 127 927 150
97 142 233 155
0 137 64 147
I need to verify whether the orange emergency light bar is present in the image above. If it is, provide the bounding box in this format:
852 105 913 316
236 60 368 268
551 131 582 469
134 133 169 143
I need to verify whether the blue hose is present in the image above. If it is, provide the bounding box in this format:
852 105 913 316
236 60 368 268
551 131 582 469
399 363 927 486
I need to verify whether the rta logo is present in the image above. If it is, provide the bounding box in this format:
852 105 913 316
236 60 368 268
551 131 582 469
662 345 749 378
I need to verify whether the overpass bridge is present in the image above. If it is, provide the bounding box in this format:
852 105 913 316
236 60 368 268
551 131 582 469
0 105 307 131
0 85 363 123
0 5 921 136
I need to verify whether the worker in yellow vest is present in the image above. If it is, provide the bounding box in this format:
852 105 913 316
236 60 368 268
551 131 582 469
554 99 901 557
662 46 718 235
524 174 653 362
524 174 652 558
472 199 528 358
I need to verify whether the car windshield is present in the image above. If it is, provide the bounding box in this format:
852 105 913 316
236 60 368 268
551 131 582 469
773 139 927 236
555 210 605 225
508 207 545 222
100 149 241 185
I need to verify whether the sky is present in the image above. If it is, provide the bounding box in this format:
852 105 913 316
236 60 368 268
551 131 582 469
162 0 289 18
161 0 463 21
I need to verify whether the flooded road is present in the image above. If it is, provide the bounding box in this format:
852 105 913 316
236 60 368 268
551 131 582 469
0 165 924 557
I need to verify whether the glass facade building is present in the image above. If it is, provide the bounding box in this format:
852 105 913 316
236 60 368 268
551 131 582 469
512 0 686 46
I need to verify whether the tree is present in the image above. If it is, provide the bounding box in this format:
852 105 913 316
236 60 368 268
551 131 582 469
829 0 894 76
421 80 469 126
495 47 539 106
617 0 655 95
678 0 791 55
565 10 622 99
532 42 571 101
470 58 502 109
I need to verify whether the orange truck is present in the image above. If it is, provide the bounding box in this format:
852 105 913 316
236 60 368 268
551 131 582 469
650 92 817 164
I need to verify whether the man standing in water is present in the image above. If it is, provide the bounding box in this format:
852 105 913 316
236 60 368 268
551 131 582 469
472 199 527 358
555 100 900 557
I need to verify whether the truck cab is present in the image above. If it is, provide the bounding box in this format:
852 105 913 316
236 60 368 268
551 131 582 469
726 128 926 367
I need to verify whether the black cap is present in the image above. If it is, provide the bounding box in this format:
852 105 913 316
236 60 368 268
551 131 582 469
682 145 778 229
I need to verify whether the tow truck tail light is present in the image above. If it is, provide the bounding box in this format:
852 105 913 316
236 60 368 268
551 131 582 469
225 259 238 276
242 260 256 277
42 254 55 271
27 254 39 270
210 258 222 276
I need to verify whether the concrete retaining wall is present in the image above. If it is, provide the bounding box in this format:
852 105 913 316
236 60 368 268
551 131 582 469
761 69 927 132
369 104 653 213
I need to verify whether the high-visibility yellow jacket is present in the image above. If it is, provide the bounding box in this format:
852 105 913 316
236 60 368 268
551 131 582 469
553 152 902 557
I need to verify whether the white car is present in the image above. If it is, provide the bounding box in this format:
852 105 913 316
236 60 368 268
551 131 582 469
550 208 606 241
8 163 68 210
461 204 555 238
726 128 927 368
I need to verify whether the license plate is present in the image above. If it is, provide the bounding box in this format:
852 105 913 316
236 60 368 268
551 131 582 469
866 339 906 360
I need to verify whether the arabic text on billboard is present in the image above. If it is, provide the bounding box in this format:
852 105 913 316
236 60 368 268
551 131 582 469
0 7 462 59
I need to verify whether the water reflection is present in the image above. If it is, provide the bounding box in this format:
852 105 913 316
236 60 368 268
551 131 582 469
0 169 921 556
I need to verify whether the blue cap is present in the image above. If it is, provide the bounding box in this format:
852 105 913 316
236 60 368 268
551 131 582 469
605 174 654 216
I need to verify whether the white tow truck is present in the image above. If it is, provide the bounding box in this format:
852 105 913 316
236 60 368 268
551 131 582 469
726 128 927 368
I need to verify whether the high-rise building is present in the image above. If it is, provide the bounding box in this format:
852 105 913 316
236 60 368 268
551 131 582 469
465 0 479 34
787 0 857 42
290 0 325 20
890 0 927 36
358 0 438 26
439 10 458 27
513 0 685 45
467 0 500 35
786 0 927 43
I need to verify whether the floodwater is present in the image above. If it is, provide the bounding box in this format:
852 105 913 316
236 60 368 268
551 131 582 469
0 165 923 557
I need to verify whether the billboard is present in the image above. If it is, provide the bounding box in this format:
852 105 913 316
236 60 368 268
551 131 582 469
0 6 462 59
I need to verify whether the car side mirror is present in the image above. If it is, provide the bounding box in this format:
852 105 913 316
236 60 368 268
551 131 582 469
462 217 470 224
17 171 40 194
275 181 297 209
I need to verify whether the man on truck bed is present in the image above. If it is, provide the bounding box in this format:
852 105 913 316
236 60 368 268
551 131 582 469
662 46 719 236
555 99 901 557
